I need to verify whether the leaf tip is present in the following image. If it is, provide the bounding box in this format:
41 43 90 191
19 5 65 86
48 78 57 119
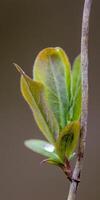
14 63 25 76
24 140 30 149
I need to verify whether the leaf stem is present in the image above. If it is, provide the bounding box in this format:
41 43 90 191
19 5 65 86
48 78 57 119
67 0 93 199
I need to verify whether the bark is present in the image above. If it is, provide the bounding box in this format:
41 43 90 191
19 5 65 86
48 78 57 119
67 0 93 199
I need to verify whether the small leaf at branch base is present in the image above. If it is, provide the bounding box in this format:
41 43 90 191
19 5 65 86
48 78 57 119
24 139 62 164
56 121 80 161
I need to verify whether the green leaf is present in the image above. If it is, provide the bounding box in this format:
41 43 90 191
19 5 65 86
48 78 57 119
24 139 62 163
72 87 81 120
33 47 71 129
46 158 62 165
70 55 82 120
15 64 59 144
56 121 80 161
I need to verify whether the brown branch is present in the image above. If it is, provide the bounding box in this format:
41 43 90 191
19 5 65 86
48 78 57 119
67 0 93 199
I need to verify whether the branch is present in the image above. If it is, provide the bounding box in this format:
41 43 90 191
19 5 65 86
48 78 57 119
67 0 93 199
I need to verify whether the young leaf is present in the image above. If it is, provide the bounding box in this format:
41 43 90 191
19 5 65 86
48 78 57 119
33 47 71 129
56 121 80 161
72 87 81 120
15 64 59 144
24 139 62 163
70 55 82 120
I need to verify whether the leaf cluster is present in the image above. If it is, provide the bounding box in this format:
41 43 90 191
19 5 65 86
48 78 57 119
16 47 82 166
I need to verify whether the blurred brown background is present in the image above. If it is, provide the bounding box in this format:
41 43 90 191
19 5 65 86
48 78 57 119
0 0 100 199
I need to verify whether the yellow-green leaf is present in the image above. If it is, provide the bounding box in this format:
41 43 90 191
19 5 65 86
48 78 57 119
56 121 80 161
33 47 71 129
15 64 59 144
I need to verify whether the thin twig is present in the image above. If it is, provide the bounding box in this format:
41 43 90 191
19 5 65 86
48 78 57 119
67 0 93 199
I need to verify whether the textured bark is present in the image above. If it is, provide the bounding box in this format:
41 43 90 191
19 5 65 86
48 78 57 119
67 0 93 199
